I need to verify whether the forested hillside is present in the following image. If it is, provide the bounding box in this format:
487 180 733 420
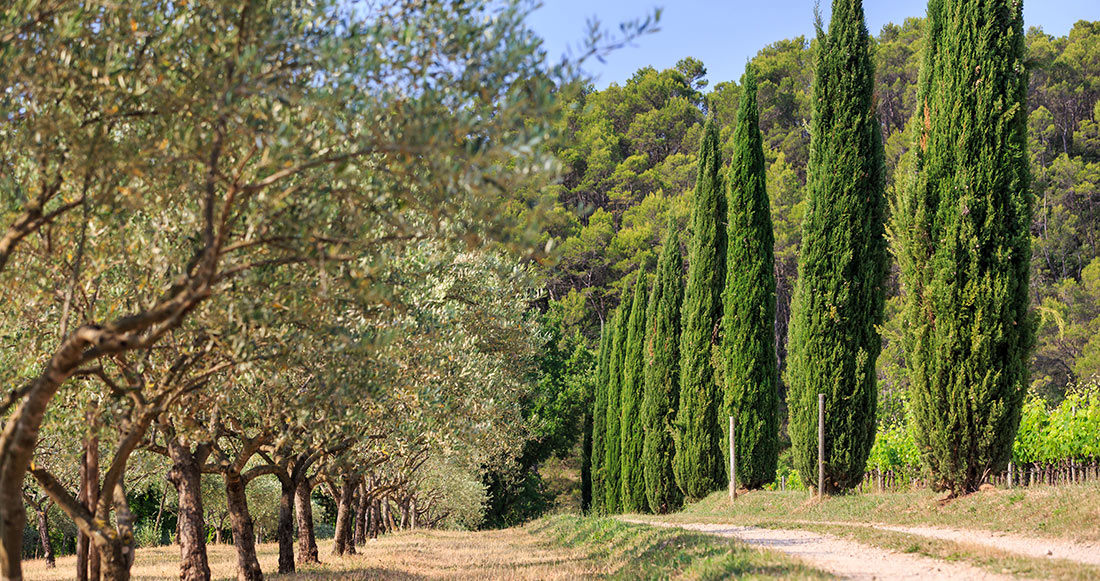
533 19 1100 413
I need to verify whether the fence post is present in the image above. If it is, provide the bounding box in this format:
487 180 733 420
1008 462 1013 488
818 393 825 498
729 415 737 502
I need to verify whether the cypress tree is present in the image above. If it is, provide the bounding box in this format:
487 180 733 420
603 303 629 512
721 65 779 489
642 222 684 513
893 0 1032 495
786 0 887 494
590 322 611 512
675 116 728 500
619 270 650 512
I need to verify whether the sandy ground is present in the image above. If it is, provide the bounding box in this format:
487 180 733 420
627 519 1017 581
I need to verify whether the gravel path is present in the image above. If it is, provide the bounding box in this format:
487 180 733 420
625 519 1016 581
795 520 1100 568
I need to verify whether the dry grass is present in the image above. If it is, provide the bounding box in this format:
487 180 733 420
22 516 828 580
23 531 594 581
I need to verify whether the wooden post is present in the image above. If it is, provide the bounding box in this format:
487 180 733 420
1008 462 1014 488
817 393 825 498
729 415 737 501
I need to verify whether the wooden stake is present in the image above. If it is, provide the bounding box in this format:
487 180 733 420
818 393 825 499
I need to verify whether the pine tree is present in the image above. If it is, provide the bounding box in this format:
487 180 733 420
603 303 629 512
721 64 779 489
675 116 728 500
619 270 650 512
642 222 685 513
590 322 611 512
893 0 1032 495
786 0 887 494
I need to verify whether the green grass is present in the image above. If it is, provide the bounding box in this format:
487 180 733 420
531 515 830 580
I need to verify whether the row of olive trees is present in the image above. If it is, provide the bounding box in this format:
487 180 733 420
0 1 661 579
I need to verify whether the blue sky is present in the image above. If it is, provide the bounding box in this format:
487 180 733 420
527 0 1100 89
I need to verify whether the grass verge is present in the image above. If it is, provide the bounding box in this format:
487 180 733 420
531 515 829 580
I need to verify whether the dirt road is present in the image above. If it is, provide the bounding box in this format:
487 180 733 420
626 519 1019 580
796 520 1100 568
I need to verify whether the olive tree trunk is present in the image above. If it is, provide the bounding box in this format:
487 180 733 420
294 479 318 564
224 472 263 581
331 476 359 556
275 476 295 574
167 439 211 581
34 506 54 568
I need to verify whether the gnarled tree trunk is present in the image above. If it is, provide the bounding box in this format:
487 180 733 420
368 498 380 539
77 426 100 581
96 538 130 581
167 439 211 581
34 506 54 568
275 476 295 574
92 482 136 581
331 475 359 556
224 472 263 581
294 479 318 564
383 498 396 533
353 482 368 546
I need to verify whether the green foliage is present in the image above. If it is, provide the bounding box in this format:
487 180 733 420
675 116 727 500
485 309 593 527
894 0 1033 495
721 65 779 489
861 382 1100 476
642 223 684 513
866 425 921 474
591 323 612 513
1034 233 1100 401
786 0 887 494
603 304 630 512
763 447 807 491
569 334 599 514
1013 385 1100 464
618 271 650 512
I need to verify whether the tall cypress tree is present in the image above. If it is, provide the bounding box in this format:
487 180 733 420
642 222 684 513
590 322 611 512
619 271 650 512
603 303 629 512
786 0 887 494
893 0 1032 495
675 116 728 500
721 65 779 489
